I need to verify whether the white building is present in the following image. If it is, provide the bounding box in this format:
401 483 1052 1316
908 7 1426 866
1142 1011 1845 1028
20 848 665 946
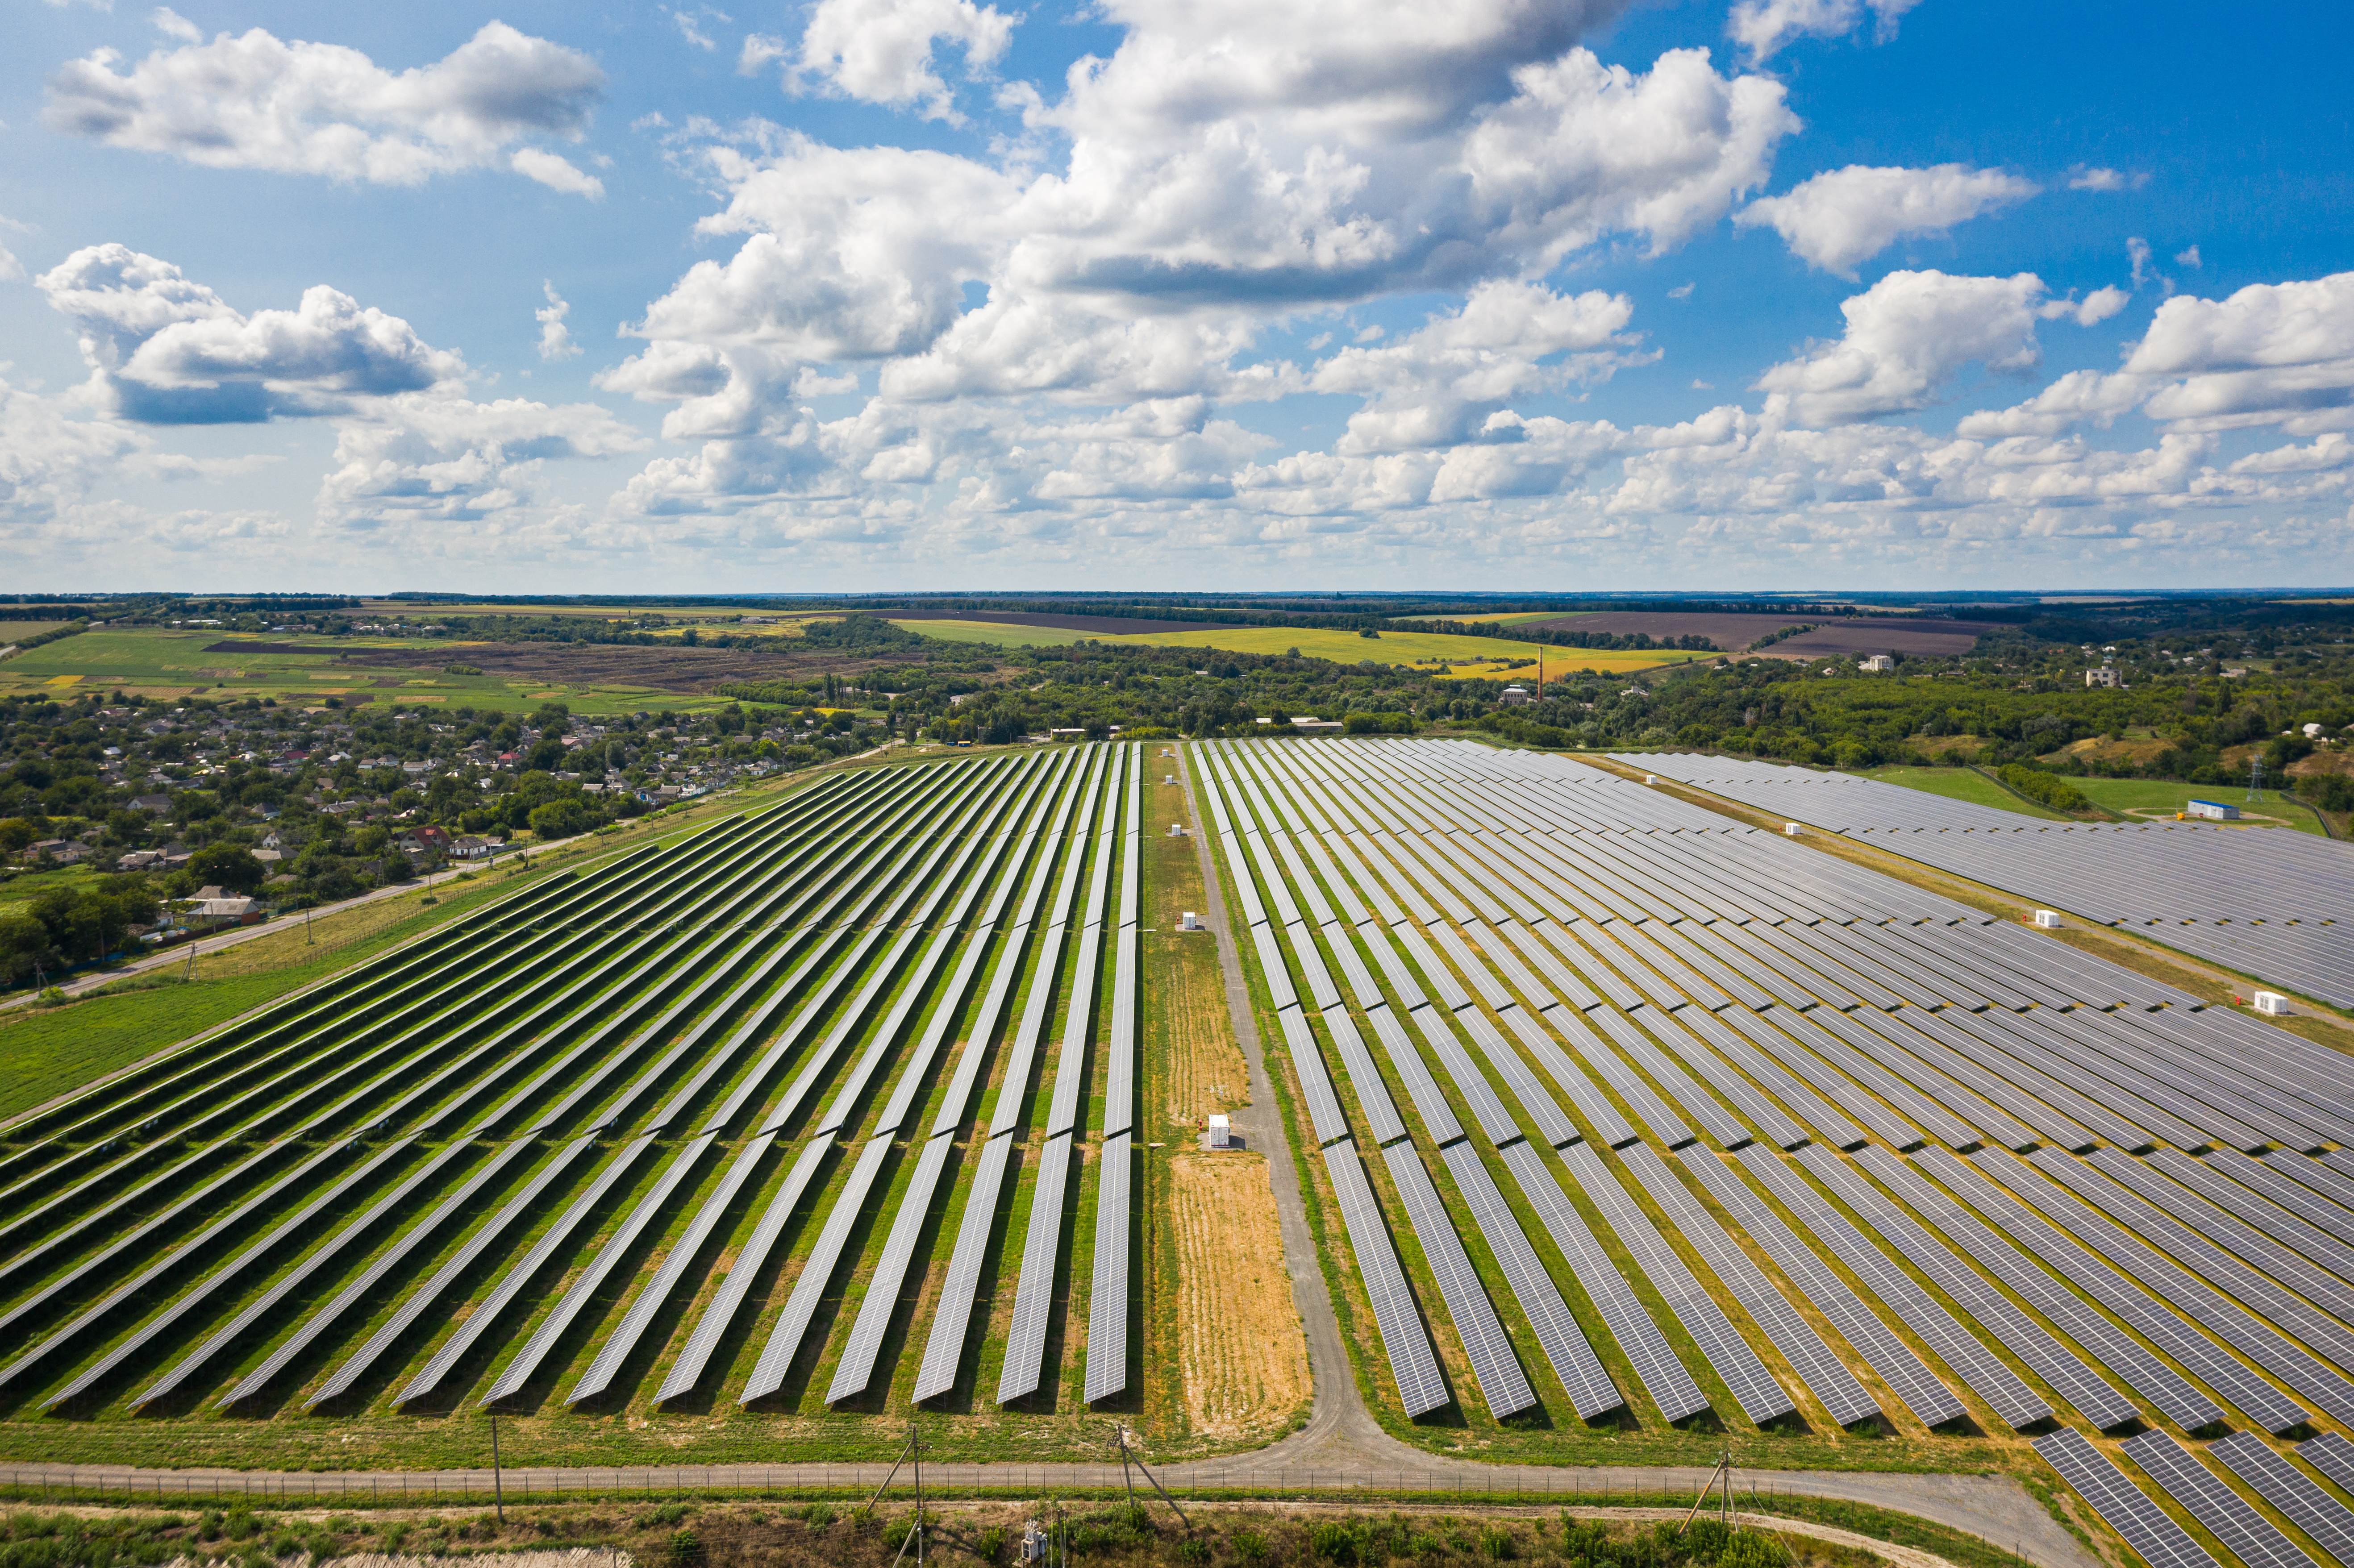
2085 668 2121 688
1859 654 1895 672
2187 799 2239 820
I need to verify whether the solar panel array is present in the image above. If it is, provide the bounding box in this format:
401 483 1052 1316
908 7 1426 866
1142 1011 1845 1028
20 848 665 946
1165 733 2354 1568
0 740 1164 1423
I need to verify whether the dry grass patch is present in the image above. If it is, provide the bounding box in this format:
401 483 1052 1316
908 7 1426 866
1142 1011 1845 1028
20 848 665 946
1167 1152 1308 1440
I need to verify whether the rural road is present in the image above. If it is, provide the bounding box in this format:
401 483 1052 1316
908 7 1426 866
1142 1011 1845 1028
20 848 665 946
0 748 2092 1568
0 859 495 1016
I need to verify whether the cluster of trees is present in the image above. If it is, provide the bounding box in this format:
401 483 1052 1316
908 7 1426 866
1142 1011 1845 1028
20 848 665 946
0 876 160 986
896 641 1461 744
1996 764 2092 813
1496 656 2351 782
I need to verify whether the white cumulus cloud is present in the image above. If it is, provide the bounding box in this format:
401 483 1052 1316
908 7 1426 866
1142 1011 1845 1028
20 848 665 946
1755 269 2049 425
320 393 647 524
1736 163 2038 277
43 22 607 191
786 0 1018 123
536 282 580 361
1728 0 1921 60
37 242 465 423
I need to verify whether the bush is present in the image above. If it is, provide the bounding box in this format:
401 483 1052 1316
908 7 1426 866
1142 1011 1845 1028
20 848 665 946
1311 1522 1360 1564
664 1528 702 1568
1341 711 1416 736
1230 1531 1269 1566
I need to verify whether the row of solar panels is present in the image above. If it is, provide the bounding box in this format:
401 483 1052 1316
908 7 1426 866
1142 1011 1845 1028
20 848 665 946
1621 751 2354 1006
1202 738 2354 1525
0 744 1149 1416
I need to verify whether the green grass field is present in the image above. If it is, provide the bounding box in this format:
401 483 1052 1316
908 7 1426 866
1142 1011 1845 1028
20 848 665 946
1858 766 2074 821
2061 775 2329 835
0 629 727 715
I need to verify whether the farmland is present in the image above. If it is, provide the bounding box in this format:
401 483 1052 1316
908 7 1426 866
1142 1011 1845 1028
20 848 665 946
0 743 1297 1469
889 620 1703 677
0 629 737 715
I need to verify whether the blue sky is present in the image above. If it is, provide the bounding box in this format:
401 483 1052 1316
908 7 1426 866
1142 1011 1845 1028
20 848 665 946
3 0 2350 591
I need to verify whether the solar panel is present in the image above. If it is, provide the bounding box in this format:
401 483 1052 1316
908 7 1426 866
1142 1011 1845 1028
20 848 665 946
570 1131 779 1406
1862 1148 2220 1433
1323 1140 1448 1416
741 1134 895 1405
1792 1145 2108 1430
1083 1132 1133 1404
2299 1432 2354 1497
1382 1140 1534 1419
657 1133 836 1405
1739 1146 2043 1427
1365 1004 1467 1145
827 1132 957 1405
50 1140 393 1411
1547 1007 1693 1148
308 1135 600 1410
2211 1432 2354 1568
215 1137 540 1409
1469 1004 1581 1149
912 1132 1013 1403
401 1135 660 1406
2035 1428 2221 1568
1619 1145 1874 1427
996 1131 1076 1404
1554 1142 1788 1423
2016 1148 2354 1425
2124 1431 2321 1568
1439 1141 1620 1419
1678 1150 1947 1427
1931 1148 2309 1434
1278 1006 1355 1145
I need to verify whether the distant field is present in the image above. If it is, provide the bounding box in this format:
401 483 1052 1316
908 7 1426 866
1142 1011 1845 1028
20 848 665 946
1861 766 2073 821
886 617 1095 647
892 619 1703 675
0 629 723 714
1404 610 1583 627
0 622 76 645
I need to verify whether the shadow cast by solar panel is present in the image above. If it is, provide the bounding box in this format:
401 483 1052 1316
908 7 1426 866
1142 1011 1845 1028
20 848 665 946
385 1156 650 1417
644 1150 834 1416
913 1141 1024 1414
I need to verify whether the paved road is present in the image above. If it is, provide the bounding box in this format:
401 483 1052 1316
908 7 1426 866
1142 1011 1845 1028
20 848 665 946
0 746 2092 1568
